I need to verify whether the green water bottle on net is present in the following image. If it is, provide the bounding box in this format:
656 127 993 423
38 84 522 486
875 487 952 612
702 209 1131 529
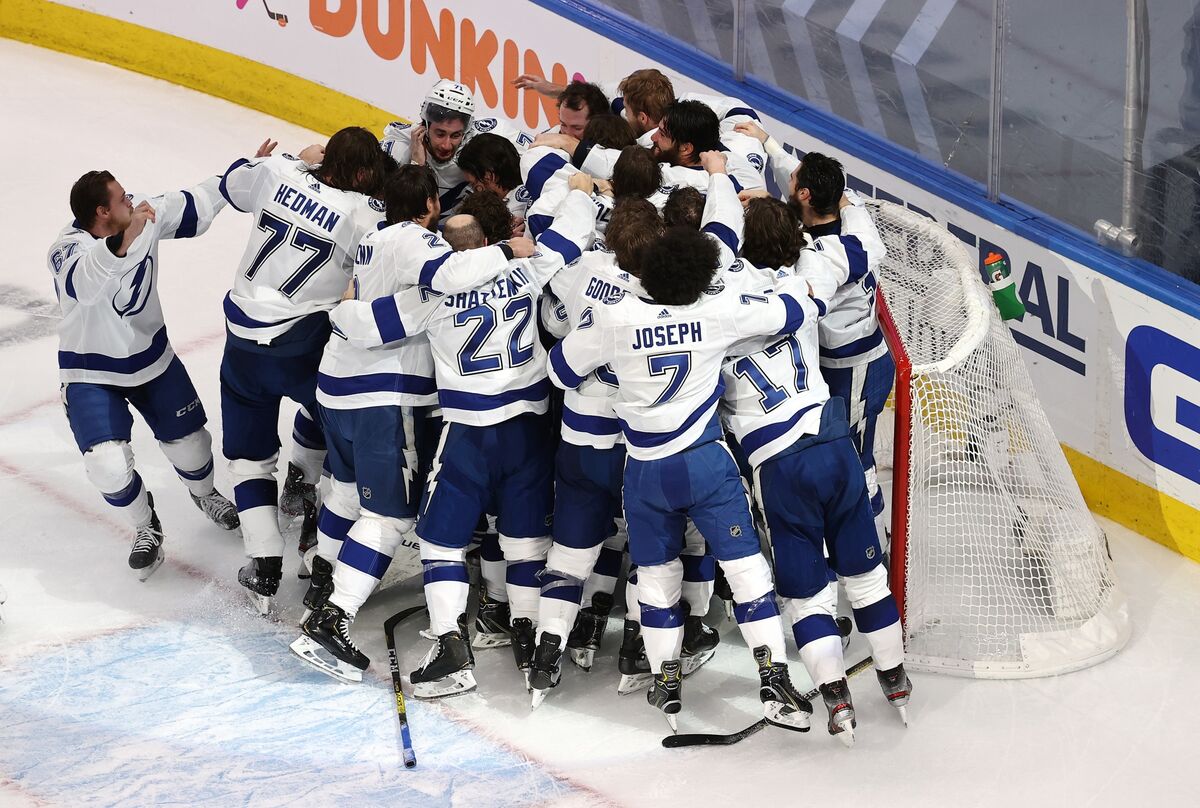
985 251 1025 321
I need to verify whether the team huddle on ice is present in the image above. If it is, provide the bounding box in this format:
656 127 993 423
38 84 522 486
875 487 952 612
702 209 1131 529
47 68 910 744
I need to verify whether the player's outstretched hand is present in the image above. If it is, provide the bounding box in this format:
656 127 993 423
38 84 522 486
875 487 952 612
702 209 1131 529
734 121 769 144
737 189 771 207
531 132 580 156
568 172 594 193
298 143 325 165
512 73 565 96
410 124 428 166
507 236 536 258
699 150 727 174
255 139 278 158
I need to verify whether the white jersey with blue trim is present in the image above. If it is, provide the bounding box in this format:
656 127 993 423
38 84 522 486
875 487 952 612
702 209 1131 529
575 142 765 192
330 190 597 426
48 179 226 386
720 261 829 469
381 118 534 220
317 219 528 411
219 153 386 343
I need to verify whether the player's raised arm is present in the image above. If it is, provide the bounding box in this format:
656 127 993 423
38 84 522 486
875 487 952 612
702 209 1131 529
523 178 599 288
696 151 743 268
151 175 228 241
735 121 799 200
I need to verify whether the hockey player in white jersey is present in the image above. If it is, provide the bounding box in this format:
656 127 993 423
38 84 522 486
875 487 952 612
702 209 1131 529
511 77 610 138
381 79 533 221
290 165 538 682
454 133 530 236
547 152 813 732
330 180 597 698
724 197 910 744
48 167 246 580
217 127 391 614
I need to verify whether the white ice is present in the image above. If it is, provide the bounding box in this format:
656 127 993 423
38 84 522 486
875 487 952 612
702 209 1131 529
2 38 1199 808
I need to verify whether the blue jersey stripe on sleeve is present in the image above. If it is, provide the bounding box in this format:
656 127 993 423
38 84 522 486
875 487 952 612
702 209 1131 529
776 293 806 335
538 228 582 267
549 344 587 389
371 296 407 344
527 213 554 240
175 190 199 238
841 235 869 283
525 152 568 200
723 106 761 121
218 159 251 212
701 221 739 256
419 252 451 288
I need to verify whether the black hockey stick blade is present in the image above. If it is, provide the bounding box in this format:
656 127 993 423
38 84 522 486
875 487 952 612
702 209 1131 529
662 718 768 748
384 604 426 768
261 0 288 24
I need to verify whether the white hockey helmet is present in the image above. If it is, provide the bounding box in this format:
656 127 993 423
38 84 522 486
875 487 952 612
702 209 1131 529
420 79 475 125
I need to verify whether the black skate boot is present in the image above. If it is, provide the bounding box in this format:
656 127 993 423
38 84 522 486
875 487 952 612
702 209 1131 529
473 591 512 649
279 461 314 518
191 488 240 531
681 614 719 676
819 677 857 746
566 591 613 671
128 493 165 582
714 566 734 621
617 619 652 694
877 663 912 725
836 616 853 651
292 602 369 683
296 498 318 578
238 556 282 617
647 659 683 733
301 554 334 616
754 645 813 733
529 632 563 709
510 617 536 689
409 613 477 699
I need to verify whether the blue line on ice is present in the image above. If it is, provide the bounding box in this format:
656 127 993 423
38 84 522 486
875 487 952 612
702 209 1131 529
0 619 579 807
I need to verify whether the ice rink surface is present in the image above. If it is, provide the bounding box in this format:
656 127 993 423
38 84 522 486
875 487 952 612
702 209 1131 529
2 39 1199 808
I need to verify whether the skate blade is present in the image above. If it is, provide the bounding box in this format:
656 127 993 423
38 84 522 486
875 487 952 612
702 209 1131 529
835 721 856 747
135 552 165 582
680 648 715 677
531 687 548 710
722 599 734 621
472 631 512 649
617 672 653 695
408 670 478 699
663 712 679 734
894 704 909 726
244 589 279 620
568 647 595 671
764 702 812 733
419 628 437 641
290 636 363 684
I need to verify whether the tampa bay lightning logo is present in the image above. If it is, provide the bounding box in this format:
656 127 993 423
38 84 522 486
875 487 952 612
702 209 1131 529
747 152 765 172
112 255 155 318
702 278 725 296
578 307 594 329
283 153 299 161
474 118 498 132
369 197 386 212
728 259 744 273
515 185 532 204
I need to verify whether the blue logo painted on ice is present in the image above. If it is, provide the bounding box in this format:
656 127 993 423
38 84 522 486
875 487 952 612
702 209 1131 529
1125 325 1200 485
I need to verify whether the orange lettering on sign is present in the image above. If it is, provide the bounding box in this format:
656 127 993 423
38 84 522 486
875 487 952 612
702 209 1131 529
521 50 565 129
459 18 499 109
362 0 404 60
310 0 356 37
502 38 520 121
411 0 455 80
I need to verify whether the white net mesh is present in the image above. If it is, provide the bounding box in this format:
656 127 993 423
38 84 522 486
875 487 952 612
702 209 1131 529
867 200 1130 678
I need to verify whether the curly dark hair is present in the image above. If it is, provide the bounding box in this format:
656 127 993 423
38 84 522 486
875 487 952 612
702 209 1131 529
640 226 720 305
742 196 803 269
795 152 845 216
581 113 636 150
455 133 521 194
314 126 387 196
382 164 437 225
559 80 610 118
611 146 662 199
662 186 704 229
606 197 664 277
458 189 513 244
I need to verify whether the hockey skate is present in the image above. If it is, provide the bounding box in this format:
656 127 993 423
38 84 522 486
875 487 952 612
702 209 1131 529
511 617 536 689
617 619 653 695
680 614 719 676
647 659 683 733
291 602 369 683
876 663 912 726
472 592 512 649
529 632 563 709
191 488 240 531
715 567 734 621
128 494 165 582
279 461 314 518
300 554 334 620
296 499 317 577
754 646 813 734
837 616 853 651
238 556 282 617
408 614 477 699
566 591 613 671
819 678 857 746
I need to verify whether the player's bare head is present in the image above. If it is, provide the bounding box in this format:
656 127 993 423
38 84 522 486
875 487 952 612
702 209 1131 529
641 226 720 306
606 197 664 277
70 170 130 233
557 81 610 138
456 134 521 196
317 126 387 195
443 214 487 251
382 164 439 227
581 114 636 150
618 69 675 135
662 186 704 229
458 190 513 244
794 152 844 216
743 197 803 269
611 146 662 199
653 101 720 166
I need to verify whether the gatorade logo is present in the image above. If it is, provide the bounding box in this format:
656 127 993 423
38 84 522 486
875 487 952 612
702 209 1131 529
1125 325 1200 485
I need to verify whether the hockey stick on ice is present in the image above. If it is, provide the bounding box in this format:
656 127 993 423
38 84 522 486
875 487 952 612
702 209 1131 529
384 604 427 768
661 655 876 749
261 0 288 25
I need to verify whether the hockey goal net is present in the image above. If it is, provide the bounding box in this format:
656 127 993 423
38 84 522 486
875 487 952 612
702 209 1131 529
868 199 1130 678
